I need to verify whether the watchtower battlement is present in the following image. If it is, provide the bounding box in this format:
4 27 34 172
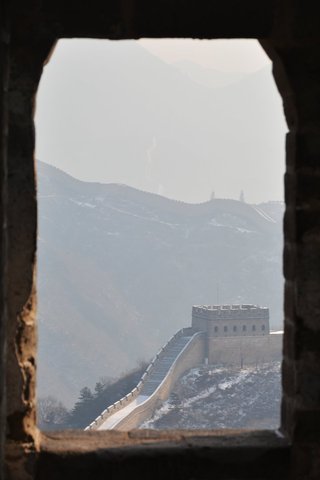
192 304 270 337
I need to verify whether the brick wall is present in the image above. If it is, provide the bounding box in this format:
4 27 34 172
192 305 270 337
2 1 320 479
208 334 282 366
112 333 205 430
0 3 9 478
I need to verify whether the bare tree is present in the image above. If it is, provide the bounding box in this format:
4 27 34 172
37 395 68 428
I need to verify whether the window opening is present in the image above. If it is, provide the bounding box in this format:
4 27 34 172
35 38 286 432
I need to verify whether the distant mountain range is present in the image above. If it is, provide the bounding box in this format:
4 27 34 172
36 40 286 204
37 161 283 406
173 60 246 88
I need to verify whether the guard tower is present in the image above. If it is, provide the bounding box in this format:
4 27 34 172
192 304 270 337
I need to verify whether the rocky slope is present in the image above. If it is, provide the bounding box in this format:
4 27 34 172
141 362 281 430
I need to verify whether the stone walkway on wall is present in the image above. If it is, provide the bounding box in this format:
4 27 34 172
98 333 194 430
140 336 193 397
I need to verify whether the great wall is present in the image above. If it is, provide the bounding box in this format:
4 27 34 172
3 4 320 479
86 305 282 431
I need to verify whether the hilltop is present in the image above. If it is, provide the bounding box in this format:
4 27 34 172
36 40 286 203
37 161 283 406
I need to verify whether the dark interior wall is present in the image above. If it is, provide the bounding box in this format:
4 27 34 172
6 37 53 436
263 40 320 457
0 2 9 479
4 34 56 478
2 0 320 479
11 0 275 40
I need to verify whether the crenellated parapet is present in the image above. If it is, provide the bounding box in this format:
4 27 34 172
86 304 276 431
85 327 204 431
192 304 270 337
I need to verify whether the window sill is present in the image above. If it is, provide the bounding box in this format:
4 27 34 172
37 429 290 480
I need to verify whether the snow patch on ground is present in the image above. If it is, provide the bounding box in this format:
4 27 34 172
218 369 250 390
141 362 281 430
208 219 224 227
70 199 96 208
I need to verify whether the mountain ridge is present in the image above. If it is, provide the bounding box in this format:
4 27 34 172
37 161 283 406
36 40 286 203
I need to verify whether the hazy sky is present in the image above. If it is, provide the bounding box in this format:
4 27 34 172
35 39 286 203
138 39 271 73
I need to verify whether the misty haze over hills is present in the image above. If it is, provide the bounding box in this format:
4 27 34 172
37 161 283 407
36 40 287 204
35 40 285 408
173 60 246 88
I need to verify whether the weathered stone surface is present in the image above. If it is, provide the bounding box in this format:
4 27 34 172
37 430 290 480
2 0 320 479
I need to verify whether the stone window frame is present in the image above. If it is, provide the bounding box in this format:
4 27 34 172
1 2 318 479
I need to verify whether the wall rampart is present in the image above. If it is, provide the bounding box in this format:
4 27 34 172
87 325 280 431
85 327 201 431
113 332 205 430
192 304 270 337
208 334 282 366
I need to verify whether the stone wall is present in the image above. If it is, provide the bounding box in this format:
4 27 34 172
208 334 282 366
2 1 320 479
89 331 281 431
192 305 270 337
106 332 205 431
86 328 200 431
0 4 9 478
